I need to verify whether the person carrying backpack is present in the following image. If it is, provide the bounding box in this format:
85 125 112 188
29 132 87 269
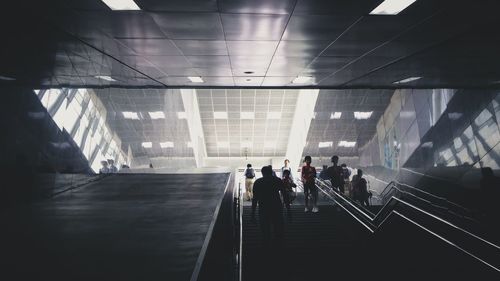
244 163 256 201
281 169 297 211
352 169 369 207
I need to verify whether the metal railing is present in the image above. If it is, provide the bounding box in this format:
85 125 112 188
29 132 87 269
233 180 243 281
315 178 500 273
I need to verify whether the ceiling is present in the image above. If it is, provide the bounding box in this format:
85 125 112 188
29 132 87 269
2 0 500 88
197 89 298 157
303 89 394 157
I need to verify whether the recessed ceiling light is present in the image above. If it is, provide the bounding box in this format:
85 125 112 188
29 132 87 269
245 79 252 82
217 141 229 148
292 76 312 84
264 141 276 148
240 112 255 119
177 112 187 119
122 111 140 120
267 112 281 119
319 141 333 148
244 71 254 74
0 75 16 81
447 112 463 120
188 76 204 83
241 141 253 148
148 111 165 119
160 141 174 148
213 111 228 119
393 76 422 84
330 112 342 119
369 0 417 15
100 0 141 10
354 111 373 119
95 75 116 82
421 142 433 148
338 141 356 148
141 142 152 148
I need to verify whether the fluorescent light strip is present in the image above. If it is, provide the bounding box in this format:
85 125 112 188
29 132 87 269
101 0 141 10
292 76 312 84
160 141 174 148
319 141 333 148
330 112 342 119
95 75 116 81
240 112 255 119
370 0 417 15
354 111 373 119
188 76 204 83
177 112 187 119
267 112 281 119
141 142 152 148
213 111 228 119
0 75 16 81
393 76 422 84
122 111 140 120
148 111 165 119
338 141 356 148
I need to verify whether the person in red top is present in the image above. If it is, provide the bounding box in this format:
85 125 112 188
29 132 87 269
301 155 318 213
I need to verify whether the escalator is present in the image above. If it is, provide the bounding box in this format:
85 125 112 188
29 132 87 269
241 179 500 281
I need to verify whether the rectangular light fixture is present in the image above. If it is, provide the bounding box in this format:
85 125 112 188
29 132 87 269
217 141 229 148
330 112 342 119
369 0 417 15
264 141 276 148
122 111 140 120
100 0 141 10
0 75 16 81
213 111 228 119
267 112 281 119
188 76 204 83
177 112 187 119
393 76 422 84
241 141 253 148
354 111 373 119
240 112 255 119
95 75 116 81
160 141 174 148
141 142 152 148
148 111 165 119
292 76 312 84
338 141 356 148
318 141 333 148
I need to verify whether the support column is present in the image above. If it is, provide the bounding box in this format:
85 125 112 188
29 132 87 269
181 89 207 168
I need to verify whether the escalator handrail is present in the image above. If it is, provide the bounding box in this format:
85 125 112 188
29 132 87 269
315 178 500 273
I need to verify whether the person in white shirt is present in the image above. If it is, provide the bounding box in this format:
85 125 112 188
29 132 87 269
281 159 293 179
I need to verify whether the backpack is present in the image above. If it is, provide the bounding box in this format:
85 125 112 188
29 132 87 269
245 168 255 178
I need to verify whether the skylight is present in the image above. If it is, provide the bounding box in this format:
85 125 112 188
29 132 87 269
292 76 312 84
338 141 356 148
101 0 141 11
354 111 373 119
122 111 139 120
148 111 165 119
369 0 417 15
330 112 342 119
160 141 174 148
267 112 281 119
213 111 228 119
141 142 152 148
319 141 333 148
217 141 229 148
393 76 422 84
188 76 204 83
177 112 187 119
240 112 255 119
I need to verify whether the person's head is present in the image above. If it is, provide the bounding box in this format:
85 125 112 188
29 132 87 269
261 166 272 177
331 155 339 165
282 169 291 178
322 165 328 170
304 155 312 165
341 163 347 168
481 167 494 178
284 159 290 166
101 160 108 167
357 169 363 177
247 163 252 168
108 159 114 165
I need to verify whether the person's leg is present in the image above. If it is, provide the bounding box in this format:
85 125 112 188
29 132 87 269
312 185 319 212
247 179 254 200
283 190 290 210
304 184 310 211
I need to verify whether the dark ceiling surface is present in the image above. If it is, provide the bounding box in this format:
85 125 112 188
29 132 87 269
2 0 500 89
